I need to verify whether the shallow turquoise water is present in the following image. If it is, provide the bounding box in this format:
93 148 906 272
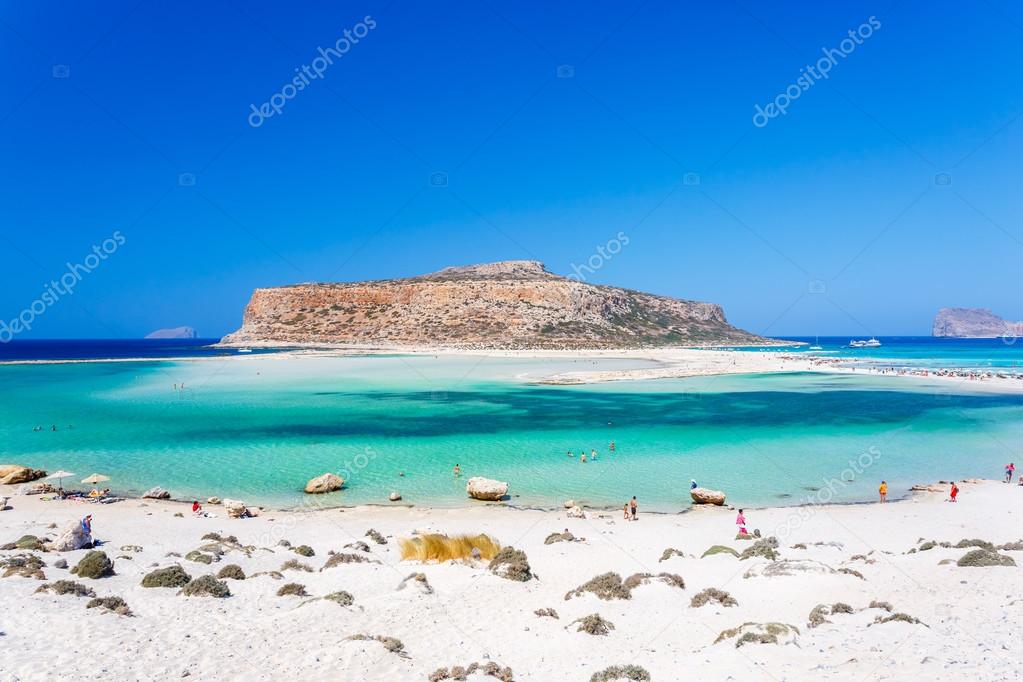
2 354 1021 511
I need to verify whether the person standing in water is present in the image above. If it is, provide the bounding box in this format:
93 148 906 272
580 453 587 463
609 441 616 452
878 480 888 503
453 464 461 477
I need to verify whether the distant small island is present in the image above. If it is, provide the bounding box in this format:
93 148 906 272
145 326 197 339
932 308 1022 338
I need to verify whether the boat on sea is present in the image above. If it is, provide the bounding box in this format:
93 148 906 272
237 348 253 353
847 338 881 348
809 335 823 351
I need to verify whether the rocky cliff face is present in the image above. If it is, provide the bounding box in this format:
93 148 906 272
932 307 1023 338
221 261 767 349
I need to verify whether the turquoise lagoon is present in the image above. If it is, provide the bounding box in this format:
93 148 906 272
2 353 1022 511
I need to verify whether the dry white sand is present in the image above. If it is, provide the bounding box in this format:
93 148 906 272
1 479 1020 681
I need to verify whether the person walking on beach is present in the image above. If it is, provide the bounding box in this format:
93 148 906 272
623 503 630 520
1005 463 1015 483
630 496 638 521
879 480 888 503
949 481 959 502
736 509 747 535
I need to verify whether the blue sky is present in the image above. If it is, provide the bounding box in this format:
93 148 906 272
2 1 1022 339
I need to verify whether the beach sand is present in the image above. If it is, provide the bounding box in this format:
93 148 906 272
1 479 1019 681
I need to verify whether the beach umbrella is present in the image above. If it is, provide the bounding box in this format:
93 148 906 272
45 470 75 487
81 473 110 485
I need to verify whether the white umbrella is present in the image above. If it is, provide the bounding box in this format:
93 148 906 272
45 470 75 487
81 473 110 485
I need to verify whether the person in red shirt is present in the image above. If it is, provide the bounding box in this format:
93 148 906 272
192 500 202 514
949 482 959 502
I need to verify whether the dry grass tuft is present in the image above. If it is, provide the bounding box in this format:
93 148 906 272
345 633 407 657
399 533 500 562
35 580 95 597
277 582 308 597
590 665 651 682
280 559 313 573
534 607 559 619
321 552 375 570
571 613 615 636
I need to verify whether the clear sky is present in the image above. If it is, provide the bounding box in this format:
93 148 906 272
2 1 1022 339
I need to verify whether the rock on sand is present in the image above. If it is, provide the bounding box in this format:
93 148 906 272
142 486 171 500
466 477 508 501
691 487 726 505
0 465 47 485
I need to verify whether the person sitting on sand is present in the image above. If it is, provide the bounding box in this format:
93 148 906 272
192 500 202 515
879 480 888 503
630 496 638 521
736 509 747 534
949 481 959 502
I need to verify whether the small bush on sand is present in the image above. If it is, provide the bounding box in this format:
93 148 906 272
10 535 44 551
690 588 737 608
715 622 799 647
869 599 893 612
623 572 685 591
399 534 500 563
565 572 630 601
701 545 739 559
249 570 284 580
871 612 928 627
323 590 354 606
957 549 1016 567
489 546 533 582
808 603 854 628
838 567 865 579
217 564 246 580
534 607 559 618
1 553 46 580
292 545 315 557
35 580 95 597
659 548 685 562
345 634 407 657
429 662 513 682
201 532 238 543
739 537 780 561
544 530 578 545
571 613 615 636
734 533 754 541
179 575 231 598
71 551 114 579
184 550 215 565
277 582 308 597
86 596 132 616
141 565 191 588
396 572 434 594
590 665 651 682
955 538 994 550
345 540 371 553
321 552 374 570
365 529 387 545
280 559 313 573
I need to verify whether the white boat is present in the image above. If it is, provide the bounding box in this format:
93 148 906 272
237 348 253 353
848 338 881 348
809 335 823 351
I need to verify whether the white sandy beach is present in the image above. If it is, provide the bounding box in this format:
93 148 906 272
1 479 1020 681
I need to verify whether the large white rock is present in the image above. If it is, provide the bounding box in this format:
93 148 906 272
223 499 250 518
690 487 726 505
46 519 93 552
466 477 508 501
388 492 402 501
566 505 585 518
304 473 344 494
142 486 171 499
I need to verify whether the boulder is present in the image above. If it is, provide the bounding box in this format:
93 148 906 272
690 487 726 505
46 520 93 552
304 473 343 494
0 466 47 485
142 486 171 500
563 499 576 509
466 477 508 501
223 499 250 519
388 492 402 501
566 505 585 518
207 497 221 505
70 551 114 579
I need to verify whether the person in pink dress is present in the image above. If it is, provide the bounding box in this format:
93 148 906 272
736 509 747 535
